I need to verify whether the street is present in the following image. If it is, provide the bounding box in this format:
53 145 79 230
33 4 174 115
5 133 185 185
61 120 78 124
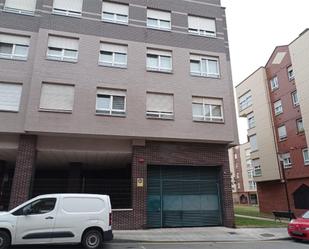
11 240 309 249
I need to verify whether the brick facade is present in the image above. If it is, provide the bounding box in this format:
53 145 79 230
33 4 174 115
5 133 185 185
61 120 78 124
9 135 37 210
114 141 235 229
258 178 309 217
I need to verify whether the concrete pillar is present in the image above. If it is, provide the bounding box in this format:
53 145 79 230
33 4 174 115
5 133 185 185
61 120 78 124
9 135 37 209
67 162 82 193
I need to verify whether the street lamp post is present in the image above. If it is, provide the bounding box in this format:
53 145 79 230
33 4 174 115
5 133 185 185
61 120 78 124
278 156 292 219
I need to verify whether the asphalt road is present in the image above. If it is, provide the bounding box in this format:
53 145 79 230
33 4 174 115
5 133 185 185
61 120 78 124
11 240 309 249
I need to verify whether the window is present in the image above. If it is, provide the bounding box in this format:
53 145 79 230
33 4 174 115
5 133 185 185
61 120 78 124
274 100 283 115
249 181 256 190
248 170 254 178
245 149 251 158
278 125 287 141
192 97 224 122
96 88 126 116
102 1 128 24
99 43 127 68
39 83 75 112
0 83 22 112
4 0 36 15
246 159 251 168
190 54 220 78
303 149 309 165
252 159 261 177
249 135 258 152
287 65 294 81
147 49 172 72
52 0 83 17
0 34 30 60
297 119 304 133
13 198 56 216
146 92 174 119
292 91 299 106
47 36 79 62
247 112 255 129
147 9 171 30
188 15 216 37
270 76 279 91
281 153 292 168
239 91 252 111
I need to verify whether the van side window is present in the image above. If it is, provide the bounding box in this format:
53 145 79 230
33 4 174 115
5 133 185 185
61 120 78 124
13 198 56 216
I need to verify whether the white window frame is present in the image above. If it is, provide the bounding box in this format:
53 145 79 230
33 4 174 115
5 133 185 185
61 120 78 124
292 91 299 106
52 0 84 17
101 2 129 25
46 36 79 62
4 0 37 15
278 125 287 141
303 148 309 165
249 135 258 152
249 180 256 190
287 65 295 81
239 91 252 111
247 169 254 179
146 93 174 120
253 160 262 177
188 16 216 38
0 42 29 60
147 9 171 31
147 51 172 72
247 112 255 129
281 153 292 168
99 44 127 68
0 83 22 112
96 92 126 117
274 100 283 115
192 98 224 122
270 76 279 91
297 119 304 133
190 55 220 78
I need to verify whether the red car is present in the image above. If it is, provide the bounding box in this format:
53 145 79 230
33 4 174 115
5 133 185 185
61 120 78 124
288 211 309 241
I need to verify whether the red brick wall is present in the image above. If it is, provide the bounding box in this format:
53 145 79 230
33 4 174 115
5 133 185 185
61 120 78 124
258 178 309 217
124 141 234 229
9 135 37 210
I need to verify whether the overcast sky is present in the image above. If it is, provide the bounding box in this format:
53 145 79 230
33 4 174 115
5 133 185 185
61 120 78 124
221 0 309 143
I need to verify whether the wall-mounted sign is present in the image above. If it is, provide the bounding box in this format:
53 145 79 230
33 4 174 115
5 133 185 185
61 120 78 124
137 178 144 187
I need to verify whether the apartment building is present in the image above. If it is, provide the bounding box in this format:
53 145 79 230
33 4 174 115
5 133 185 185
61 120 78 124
236 36 309 216
229 143 258 205
0 0 238 229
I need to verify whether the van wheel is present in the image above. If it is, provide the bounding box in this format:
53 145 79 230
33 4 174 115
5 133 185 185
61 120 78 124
0 231 10 249
82 229 103 249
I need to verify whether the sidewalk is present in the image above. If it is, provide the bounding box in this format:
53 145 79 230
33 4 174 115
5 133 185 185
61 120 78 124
113 227 289 242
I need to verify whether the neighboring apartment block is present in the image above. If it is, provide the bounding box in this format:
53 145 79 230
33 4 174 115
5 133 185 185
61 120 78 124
0 0 238 229
236 33 309 216
229 143 258 205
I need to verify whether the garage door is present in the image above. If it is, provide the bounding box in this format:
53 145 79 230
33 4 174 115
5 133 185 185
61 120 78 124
147 166 222 228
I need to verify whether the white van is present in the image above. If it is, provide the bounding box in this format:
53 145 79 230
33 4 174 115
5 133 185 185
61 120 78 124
0 194 113 249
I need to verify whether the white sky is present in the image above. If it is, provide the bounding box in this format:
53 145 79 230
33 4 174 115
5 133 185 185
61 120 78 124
221 0 309 144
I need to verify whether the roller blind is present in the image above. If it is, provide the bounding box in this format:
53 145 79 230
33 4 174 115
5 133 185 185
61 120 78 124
0 83 22 111
97 88 126 96
147 49 171 57
0 34 30 46
48 36 79 50
53 0 83 12
40 83 75 111
192 97 222 106
147 9 171 21
188 15 216 33
102 1 128 15
5 0 37 11
100 43 127 53
147 93 173 113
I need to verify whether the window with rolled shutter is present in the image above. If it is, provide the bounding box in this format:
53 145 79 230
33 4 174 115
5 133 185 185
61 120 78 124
190 54 219 78
146 92 174 119
96 88 126 116
53 0 83 17
99 43 127 68
102 1 129 24
278 125 287 141
4 0 37 15
47 35 79 62
39 83 75 111
147 49 172 72
147 9 171 30
192 97 223 122
0 83 22 112
188 15 216 37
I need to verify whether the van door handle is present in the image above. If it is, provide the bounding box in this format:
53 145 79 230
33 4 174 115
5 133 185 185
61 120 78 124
45 216 54 220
